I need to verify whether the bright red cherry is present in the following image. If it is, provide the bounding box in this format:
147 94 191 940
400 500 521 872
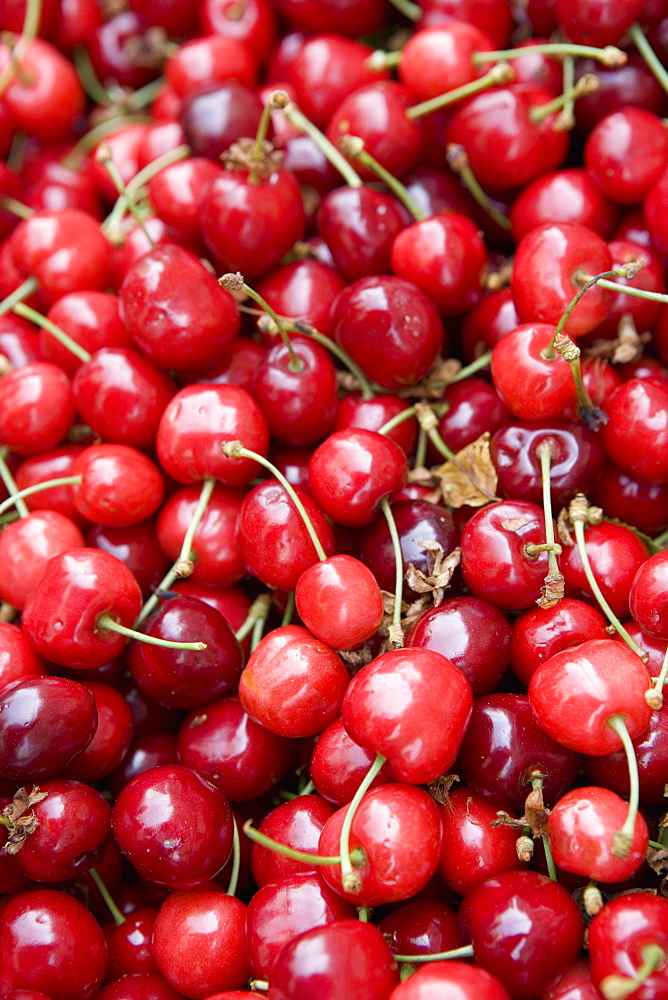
0 509 84 609
295 554 385 651
0 362 74 456
388 962 512 1000
600 377 668 484
250 794 336 888
588 894 668 999
490 324 576 421
0 39 85 143
310 717 394 807
629 549 668 638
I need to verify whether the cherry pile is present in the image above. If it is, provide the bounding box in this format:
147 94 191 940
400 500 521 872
2 0 668 997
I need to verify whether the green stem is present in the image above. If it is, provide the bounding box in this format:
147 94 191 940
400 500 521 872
0 475 80 518
392 945 474 963
234 593 272 643
89 867 125 927
73 44 113 105
630 22 668 96
582 274 668 304
63 116 151 168
135 477 216 626
426 425 456 462
446 144 511 230
572 519 646 657
473 42 626 67
13 302 91 364
242 818 346 865
377 406 417 437
380 498 404 644
607 713 641 859
652 644 668 701
543 269 626 359
288 321 375 400
222 277 302 372
97 613 206 650
250 611 267 653
226 816 240 897
542 833 558 882
272 92 362 188
1 197 33 220
414 426 427 470
533 442 563 591
339 753 387 892
653 526 668 548
0 0 42 97
337 136 425 221
433 349 493 388
385 0 420 20
96 146 155 248
103 144 190 236
281 591 295 628
406 64 514 119
251 99 275 177
0 276 39 318
126 77 165 110
529 74 599 124
0 447 29 518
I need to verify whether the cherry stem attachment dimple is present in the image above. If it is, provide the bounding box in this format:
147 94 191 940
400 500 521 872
220 273 303 373
380 498 405 648
13 302 91 364
406 63 515 119
0 447 28 519
337 135 426 221
221 442 328 562
339 752 387 893
446 143 512 230
0 476 81 519
606 713 641 860
136 476 216 626
270 90 363 189
97 614 207 651
599 944 666 1000
89 866 125 927
226 816 241 897
392 944 475 963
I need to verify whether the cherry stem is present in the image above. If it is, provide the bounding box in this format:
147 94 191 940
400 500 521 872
446 143 511 230
529 74 599 124
234 593 272 643
650 645 668 708
0 475 81 518
555 55 576 132
526 441 564 608
249 980 269 992
0 0 41 97
378 405 418 438
629 22 668 97
73 44 114 105
337 135 426 221
606 713 641 859
339 752 387 893
392 944 474 963
103 144 190 237
542 833 558 881
281 591 295 628
222 442 328 562
472 42 627 68
250 610 267 653
13 301 91 363
357 906 370 922
270 90 362 189
242 817 355 866
406 63 515 119
88 866 125 927
570 509 647 658
433 349 493 387
555 335 606 430
226 816 241 897
543 269 627 360
220 273 303 372
96 143 155 248
287 320 376 400
425 423 456 462
1 196 33 219
381 498 405 647
0 447 28 518
600 944 666 1000
0 276 39 318
577 273 668 305
136 476 217 626
414 427 427 470
385 0 420 21
251 98 275 178
97 614 207 650
63 115 151 169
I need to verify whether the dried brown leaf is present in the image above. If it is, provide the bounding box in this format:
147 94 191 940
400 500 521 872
432 432 499 509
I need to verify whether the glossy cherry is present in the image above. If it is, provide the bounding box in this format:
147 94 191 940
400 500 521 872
250 794 336 887
560 520 649 619
295 553 385 651
87 519 170 601
60 681 133 783
509 598 609 685
317 186 406 282
310 717 394 807
0 362 74 456
509 167 619 243
388 962 512 1000
0 509 84 609
588 893 668 1000
490 324 576 421
600 377 668 484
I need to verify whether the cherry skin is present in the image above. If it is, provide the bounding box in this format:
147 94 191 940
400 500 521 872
255 258 345 335
599 377 668 484
428 377 512 456
165 34 257 98
0 675 97 780
333 393 418 457
0 621 45 691
0 509 84 609
582 698 668 805
398 20 495 100
238 625 350 738
456 693 581 812
405 596 511 696
0 361 74 456
588 894 668 1000
127 596 243 709
388 962 512 1000
547 786 649 883
437 786 525 896
317 186 406 282
12 447 88 528
179 79 263 161
460 499 555 611
156 383 269 486
21 547 142 670
585 108 668 205
560 520 649 620
0 39 84 144
147 157 223 239
269 919 399 1000
378 899 462 960
250 794 336 887
201 0 277 65
310 717 394 807
318 783 443 906
70 444 165 527
594 239 666 339
308 428 408 528
42 290 131 378
342 646 473 785
152 889 250 997
542 959 599 1000
557 0 644 46
510 167 619 243
120 244 241 373
0 888 107 1000
59 680 133 783
509 598 609 685
246 871 356 978
528 639 653 755
458 871 584 999
87 519 170 601
295 554 385 651
108 731 179 800
111 764 234 889
177 695 293 802
94 973 185 1000
104 907 159 981
490 324 576 421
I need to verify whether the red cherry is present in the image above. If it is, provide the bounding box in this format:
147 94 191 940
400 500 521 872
42 291 132 377
87 519 170 601
0 39 84 143
290 34 388 128
310 717 394 808
250 794 336 887
255 258 345 335
510 167 619 244
600 377 668 484
557 0 644 46
165 34 257 98
585 108 668 204
588 894 668 1000
398 20 495 100
59 680 133 783
201 0 277 65
295 554 385 651
629 549 668 637
317 186 406 283
104 907 158 981
388 962 512 1000
560 520 649 620
0 509 84 609
179 79 263 161
0 362 74 456
70 444 165 526
333 393 418 457
490 324 576 421
509 598 609 685
0 622 45 691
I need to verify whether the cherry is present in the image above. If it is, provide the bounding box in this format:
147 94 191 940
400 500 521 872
108 731 179 799
67 443 165 527
458 871 584 999
342 647 472 785
397 20 496 100
201 0 277 65
104 907 158 981
510 168 619 244
583 699 668 805
20 150 101 220
542 959 600 1000
127 596 243 709
437 786 525 895
177 694 293 801
41 291 131 378
509 598 609 685
0 675 97 780
490 323 576 421
0 509 84 609
405 596 511 696
593 239 666 339
238 625 350 738
179 79 264 161
560 520 649 619
295 554 386 651
585 107 668 204
427 378 512 457
269 919 399 1000
600 377 668 484
456 694 582 812
165 34 257 99
87 519 170 601
0 888 107 1000
318 782 443 906
111 764 233 888
548 785 649 883
59 681 133 783
588 894 668 1000
86 11 157 91
120 245 240 373
388 962 512 1000
289 35 388 128
0 361 74 456
247 871 356 978
0 314 41 369
330 276 444 391
72 347 177 452
557 0 644 46
629 549 668 638
157 383 269 486
0 621 45 691
255 259 345 336
190 336 266 394
94 973 184 1000
151 888 250 996
0 39 84 144
460 499 556 611
317 185 407 283
250 793 336 887
310 717 394 807
334 393 418 457
308 428 408 528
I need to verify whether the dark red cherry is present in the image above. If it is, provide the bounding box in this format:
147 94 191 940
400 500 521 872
87 519 170 601
310 717 394 807
108 731 178 800
317 186 406 283
428 378 512 457
179 79 263 161
104 907 158 981
59 681 133 783
0 622 45 691
557 0 644 46
334 393 418 457
585 108 668 204
201 0 277 65
509 598 609 685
